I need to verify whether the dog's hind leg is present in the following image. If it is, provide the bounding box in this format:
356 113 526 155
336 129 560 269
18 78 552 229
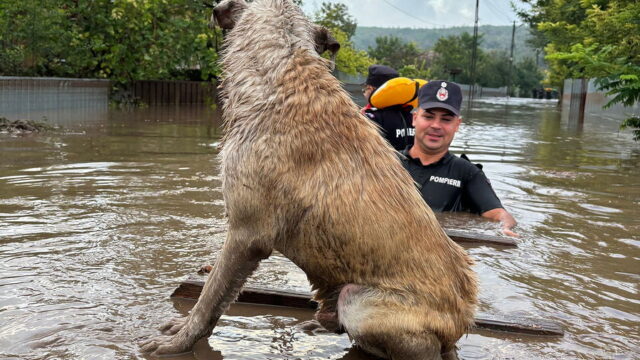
337 284 444 360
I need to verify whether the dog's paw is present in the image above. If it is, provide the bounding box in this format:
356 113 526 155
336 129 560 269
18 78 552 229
139 334 194 357
158 317 187 335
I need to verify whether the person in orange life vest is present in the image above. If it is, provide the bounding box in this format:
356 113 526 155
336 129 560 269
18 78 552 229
361 65 414 151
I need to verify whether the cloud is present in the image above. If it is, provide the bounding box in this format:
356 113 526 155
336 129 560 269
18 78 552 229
430 0 448 17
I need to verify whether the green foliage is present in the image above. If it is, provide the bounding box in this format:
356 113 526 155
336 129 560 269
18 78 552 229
0 0 69 76
365 31 542 94
398 63 431 80
619 115 640 141
518 0 640 139
548 44 640 109
514 57 545 96
597 73 640 109
314 2 357 40
0 0 220 83
313 2 373 75
323 28 374 75
476 50 510 88
367 36 421 71
517 0 639 88
430 33 482 84
353 25 537 61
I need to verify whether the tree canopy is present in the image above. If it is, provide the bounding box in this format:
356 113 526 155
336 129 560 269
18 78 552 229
517 0 639 137
313 2 374 75
0 0 373 80
366 32 542 96
0 0 220 83
313 2 357 41
367 36 421 71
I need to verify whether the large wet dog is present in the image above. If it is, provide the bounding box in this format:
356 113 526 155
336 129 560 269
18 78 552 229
141 1 477 358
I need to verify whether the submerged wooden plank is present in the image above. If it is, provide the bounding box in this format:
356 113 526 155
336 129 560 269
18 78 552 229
472 316 564 336
170 278 563 337
444 229 517 247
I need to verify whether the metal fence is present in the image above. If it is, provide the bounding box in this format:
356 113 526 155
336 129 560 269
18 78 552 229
130 80 216 105
0 76 111 125
0 77 220 126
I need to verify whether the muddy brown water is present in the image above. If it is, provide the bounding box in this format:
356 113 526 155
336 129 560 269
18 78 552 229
0 99 638 359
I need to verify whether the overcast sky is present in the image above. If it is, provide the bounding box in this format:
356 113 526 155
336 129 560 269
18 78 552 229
301 0 528 28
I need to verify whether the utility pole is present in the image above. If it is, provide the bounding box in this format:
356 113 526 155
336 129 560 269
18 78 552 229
468 0 480 105
507 21 516 98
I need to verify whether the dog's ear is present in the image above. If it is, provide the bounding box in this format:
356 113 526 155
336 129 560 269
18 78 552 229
313 26 340 57
213 0 247 30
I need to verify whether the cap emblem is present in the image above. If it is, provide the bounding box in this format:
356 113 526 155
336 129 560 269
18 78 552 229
441 82 447 88
436 87 449 101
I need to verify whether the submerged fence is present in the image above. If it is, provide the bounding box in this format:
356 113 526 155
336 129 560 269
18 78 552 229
0 76 111 125
562 78 640 128
130 80 216 105
0 77 219 125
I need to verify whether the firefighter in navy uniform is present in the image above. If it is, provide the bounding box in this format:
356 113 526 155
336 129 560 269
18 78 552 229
361 65 415 151
400 80 519 236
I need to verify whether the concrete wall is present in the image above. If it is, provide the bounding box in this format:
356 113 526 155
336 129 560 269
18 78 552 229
0 77 110 125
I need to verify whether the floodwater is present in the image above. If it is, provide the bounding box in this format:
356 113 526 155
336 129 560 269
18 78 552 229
0 98 638 359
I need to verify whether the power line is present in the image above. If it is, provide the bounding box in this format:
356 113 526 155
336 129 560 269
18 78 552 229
379 0 448 27
484 0 514 23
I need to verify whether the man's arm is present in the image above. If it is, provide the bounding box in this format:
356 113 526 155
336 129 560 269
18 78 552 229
481 208 518 237
463 167 519 237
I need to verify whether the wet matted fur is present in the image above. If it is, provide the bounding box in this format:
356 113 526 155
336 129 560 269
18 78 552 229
141 1 477 359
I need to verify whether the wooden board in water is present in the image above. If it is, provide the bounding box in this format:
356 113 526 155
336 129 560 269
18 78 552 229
444 229 517 247
171 277 563 337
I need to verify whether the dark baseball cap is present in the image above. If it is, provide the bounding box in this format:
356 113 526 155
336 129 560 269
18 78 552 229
418 80 463 116
365 64 399 88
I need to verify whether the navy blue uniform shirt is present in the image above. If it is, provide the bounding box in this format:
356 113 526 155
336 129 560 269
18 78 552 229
365 105 414 151
399 149 503 214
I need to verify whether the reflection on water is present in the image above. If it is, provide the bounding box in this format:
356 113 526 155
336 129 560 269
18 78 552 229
1 100 638 359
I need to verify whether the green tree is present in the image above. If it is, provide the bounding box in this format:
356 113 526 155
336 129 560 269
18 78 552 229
314 2 357 40
325 28 374 75
0 0 69 76
476 50 510 88
430 32 483 84
313 2 373 75
398 62 432 80
367 36 421 71
101 0 220 83
517 0 640 138
0 0 220 82
514 57 544 97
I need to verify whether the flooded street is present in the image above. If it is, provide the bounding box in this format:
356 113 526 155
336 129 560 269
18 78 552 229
0 98 638 359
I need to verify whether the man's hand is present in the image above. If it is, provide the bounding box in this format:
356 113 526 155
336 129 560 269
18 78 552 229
501 228 519 237
481 208 519 237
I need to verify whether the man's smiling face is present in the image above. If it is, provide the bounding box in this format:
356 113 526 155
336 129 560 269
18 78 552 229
412 107 461 155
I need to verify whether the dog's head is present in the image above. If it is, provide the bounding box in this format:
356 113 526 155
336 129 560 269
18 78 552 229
212 0 248 30
213 0 340 60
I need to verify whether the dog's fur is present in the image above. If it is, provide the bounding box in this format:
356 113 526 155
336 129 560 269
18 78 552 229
141 1 477 358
